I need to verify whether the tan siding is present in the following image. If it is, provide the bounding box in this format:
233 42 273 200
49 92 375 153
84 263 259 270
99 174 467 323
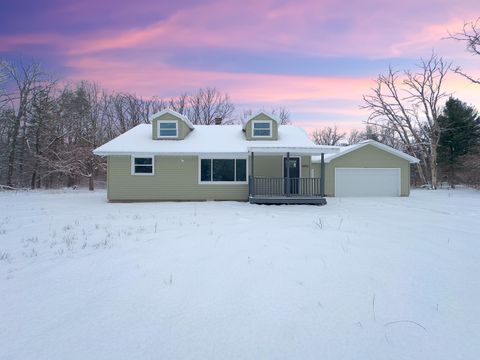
108 155 248 201
312 144 411 196
108 154 314 201
151 113 192 140
252 155 312 178
244 113 279 140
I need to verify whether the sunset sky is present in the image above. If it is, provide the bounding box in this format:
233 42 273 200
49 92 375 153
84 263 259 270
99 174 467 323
1 0 479 132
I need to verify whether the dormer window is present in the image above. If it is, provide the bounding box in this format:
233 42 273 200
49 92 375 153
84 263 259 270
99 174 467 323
158 121 178 138
252 120 272 138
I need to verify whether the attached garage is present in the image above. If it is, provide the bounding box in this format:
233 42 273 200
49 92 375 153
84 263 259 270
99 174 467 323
312 140 419 197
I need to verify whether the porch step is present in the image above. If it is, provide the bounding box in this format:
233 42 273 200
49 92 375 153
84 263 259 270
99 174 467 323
249 196 327 205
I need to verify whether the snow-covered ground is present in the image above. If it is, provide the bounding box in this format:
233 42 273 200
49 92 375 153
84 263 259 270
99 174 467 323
0 189 479 360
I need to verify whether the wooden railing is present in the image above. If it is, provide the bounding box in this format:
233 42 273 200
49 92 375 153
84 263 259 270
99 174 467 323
249 176 323 197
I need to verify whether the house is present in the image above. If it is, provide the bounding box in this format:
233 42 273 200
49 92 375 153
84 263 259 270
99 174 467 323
93 109 419 203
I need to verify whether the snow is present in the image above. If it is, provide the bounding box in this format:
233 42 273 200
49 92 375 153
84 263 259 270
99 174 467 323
1 189 479 359
312 139 420 163
150 109 195 129
93 124 333 156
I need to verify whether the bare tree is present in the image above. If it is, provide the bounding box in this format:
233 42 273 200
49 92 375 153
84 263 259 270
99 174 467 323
1 60 44 187
187 88 235 125
362 53 451 188
240 107 291 125
270 106 291 124
346 129 365 145
448 18 480 84
311 125 346 145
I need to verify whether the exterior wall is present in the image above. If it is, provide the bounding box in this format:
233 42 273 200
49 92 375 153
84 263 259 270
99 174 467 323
151 112 192 140
311 145 411 196
244 113 279 140
107 154 314 201
108 155 248 201
252 155 311 178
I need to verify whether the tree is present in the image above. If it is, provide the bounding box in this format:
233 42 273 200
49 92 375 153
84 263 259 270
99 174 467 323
448 18 480 84
437 97 480 187
187 87 235 125
270 107 291 124
0 60 44 187
311 125 346 145
362 53 451 188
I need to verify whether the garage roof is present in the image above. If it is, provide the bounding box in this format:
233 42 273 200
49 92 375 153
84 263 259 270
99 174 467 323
311 140 420 164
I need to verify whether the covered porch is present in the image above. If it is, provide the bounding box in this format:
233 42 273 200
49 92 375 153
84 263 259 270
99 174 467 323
248 146 339 205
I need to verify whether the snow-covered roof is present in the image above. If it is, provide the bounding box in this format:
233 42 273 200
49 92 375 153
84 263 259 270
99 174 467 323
311 140 420 164
149 109 194 130
94 124 338 156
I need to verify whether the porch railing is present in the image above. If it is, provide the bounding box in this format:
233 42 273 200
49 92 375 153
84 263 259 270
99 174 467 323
249 176 323 197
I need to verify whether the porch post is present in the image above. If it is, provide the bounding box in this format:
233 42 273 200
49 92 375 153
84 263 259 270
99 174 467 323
286 151 290 197
250 152 255 196
320 152 325 197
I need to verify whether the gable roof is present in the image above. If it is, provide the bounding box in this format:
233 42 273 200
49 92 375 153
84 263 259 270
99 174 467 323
150 109 195 130
94 124 338 156
242 111 279 130
311 140 420 164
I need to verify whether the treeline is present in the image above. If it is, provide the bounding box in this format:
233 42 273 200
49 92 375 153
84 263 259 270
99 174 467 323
0 61 241 190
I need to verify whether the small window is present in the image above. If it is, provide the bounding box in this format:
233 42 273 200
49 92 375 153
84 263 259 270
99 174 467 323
252 121 272 137
200 158 247 183
132 157 154 175
158 121 178 138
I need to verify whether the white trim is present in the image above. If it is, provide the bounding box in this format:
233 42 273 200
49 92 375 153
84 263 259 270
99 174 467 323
198 156 249 185
150 109 194 130
157 120 178 138
131 155 155 176
334 167 401 197
312 140 419 164
251 120 273 138
248 146 339 155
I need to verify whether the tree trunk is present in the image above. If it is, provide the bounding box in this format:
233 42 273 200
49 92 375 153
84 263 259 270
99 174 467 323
431 145 438 189
88 175 94 191
449 146 455 189
6 121 20 187
415 163 427 185
30 170 37 189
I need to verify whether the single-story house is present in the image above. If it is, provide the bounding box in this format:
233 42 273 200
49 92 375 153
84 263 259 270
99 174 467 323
93 109 419 204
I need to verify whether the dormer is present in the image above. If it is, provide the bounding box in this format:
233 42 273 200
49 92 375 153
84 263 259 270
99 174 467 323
243 111 279 140
150 109 194 140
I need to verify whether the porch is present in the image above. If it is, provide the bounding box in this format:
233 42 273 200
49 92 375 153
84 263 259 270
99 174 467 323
249 176 327 205
247 146 336 205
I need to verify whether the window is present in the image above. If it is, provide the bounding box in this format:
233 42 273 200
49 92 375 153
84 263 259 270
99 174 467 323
158 121 178 138
252 121 272 137
200 158 247 183
132 157 154 175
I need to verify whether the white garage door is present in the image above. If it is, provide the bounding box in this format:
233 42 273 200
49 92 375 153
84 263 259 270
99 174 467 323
335 168 401 197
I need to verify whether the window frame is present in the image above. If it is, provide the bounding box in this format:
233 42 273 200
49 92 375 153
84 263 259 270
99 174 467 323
131 155 155 176
157 120 179 138
251 120 272 138
198 156 248 184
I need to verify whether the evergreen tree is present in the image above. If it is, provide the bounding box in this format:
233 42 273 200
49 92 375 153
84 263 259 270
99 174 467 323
438 97 480 187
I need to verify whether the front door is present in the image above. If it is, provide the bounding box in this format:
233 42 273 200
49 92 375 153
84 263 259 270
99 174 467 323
284 157 300 194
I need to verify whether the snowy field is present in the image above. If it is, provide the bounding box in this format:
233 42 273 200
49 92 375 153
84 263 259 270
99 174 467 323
0 189 479 360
